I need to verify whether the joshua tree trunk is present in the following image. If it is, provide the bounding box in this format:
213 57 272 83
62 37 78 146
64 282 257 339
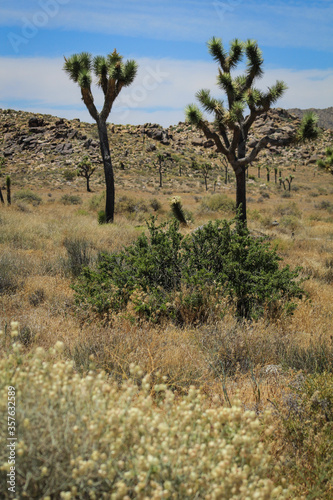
86 177 91 193
0 187 4 204
236 169 246 224
6 176 11 205
204 175 208 191
97 119 115 223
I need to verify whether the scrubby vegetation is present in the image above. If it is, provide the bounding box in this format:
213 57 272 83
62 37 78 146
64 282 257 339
73 216 305 322
1 107 333 498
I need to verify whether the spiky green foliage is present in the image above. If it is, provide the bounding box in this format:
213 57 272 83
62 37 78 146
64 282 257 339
184 104 203 126
207 37 228 68
297 112 321 142
63 53 92 83
64 50 138 224
63 50 138 114
185 37 287 223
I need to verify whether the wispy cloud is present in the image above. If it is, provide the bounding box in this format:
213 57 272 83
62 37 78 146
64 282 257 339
0 56 332 127
1 0 332 52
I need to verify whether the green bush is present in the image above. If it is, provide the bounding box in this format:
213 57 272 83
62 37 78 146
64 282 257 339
13 189 42 205
73 216 305 322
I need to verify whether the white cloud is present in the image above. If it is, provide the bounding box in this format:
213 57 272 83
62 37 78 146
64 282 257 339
0 56 332 127
1 0 332 52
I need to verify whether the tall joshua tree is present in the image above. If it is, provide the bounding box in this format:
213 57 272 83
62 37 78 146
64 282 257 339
64 51 138 222
186 38 287 223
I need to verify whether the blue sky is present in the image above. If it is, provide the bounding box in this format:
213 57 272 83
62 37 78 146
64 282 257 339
0 0 332 126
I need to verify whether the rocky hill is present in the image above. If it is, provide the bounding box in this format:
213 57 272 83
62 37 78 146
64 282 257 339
0 107 331 193
287 107 333 130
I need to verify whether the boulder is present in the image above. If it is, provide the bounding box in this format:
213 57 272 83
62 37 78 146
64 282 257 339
28 117 44 128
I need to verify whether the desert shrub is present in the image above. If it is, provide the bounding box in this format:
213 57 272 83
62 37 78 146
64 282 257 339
150 197 161 211
89 192 105 211
97 210 106 224
116 195 149 216
280 341 333 374
73 217 305 322
277 372 333 498
0 252 29 294
200 193 235 213
60 194 82 205
28 288 46 307
0 344 292 499
316 200 333 212
63 237 92 277
276 202 301 218
13 189 42 205
62 169 77 181
280 215 302 232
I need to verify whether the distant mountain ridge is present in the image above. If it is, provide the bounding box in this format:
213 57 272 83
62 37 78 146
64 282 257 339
287 107 333 130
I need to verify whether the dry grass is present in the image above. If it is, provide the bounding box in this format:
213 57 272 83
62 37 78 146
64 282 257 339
0 163 333 497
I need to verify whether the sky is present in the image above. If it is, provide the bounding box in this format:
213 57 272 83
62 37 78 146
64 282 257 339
0 0 332 127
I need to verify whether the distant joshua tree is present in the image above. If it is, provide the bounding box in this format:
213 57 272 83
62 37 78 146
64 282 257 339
186 37 287 223
77 156 96 192
64 50 138 222
296 111 321 143
200 162 212 191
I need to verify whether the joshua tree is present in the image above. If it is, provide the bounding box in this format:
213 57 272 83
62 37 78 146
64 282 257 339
64 51 138 222
200 162 212 191
77 156 96 192
156 153 165 188
185 37 287 223
296 111 320 143
266 166 270 182
285 175 294 191
274 166 278 184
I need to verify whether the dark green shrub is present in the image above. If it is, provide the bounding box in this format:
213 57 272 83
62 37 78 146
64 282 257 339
98 210 106 224
73 216 305 323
